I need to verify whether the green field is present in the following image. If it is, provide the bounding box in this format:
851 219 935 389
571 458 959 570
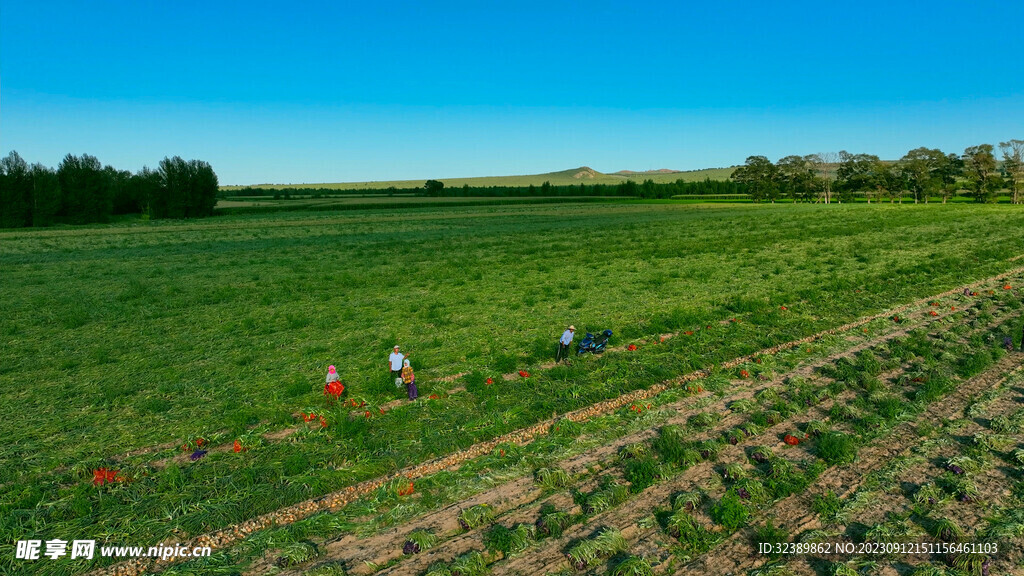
2 202 1024 574
219 166 736 190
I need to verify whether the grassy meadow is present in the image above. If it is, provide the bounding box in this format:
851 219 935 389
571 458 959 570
2 201 1024 573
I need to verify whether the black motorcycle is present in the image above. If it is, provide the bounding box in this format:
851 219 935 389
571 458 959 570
577 329 613 355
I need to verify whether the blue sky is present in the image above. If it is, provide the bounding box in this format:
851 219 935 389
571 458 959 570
2 1 1023 185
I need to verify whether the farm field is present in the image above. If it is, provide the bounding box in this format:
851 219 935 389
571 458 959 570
214 196 619 214
1 202 1024 576
217 166 735 191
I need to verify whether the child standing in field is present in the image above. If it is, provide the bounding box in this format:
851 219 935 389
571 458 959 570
324 365 344 399
401 359 418 401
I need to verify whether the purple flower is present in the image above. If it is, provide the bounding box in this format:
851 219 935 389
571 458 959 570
190 449 208 461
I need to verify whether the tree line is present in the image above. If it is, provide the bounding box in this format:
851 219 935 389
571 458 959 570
0 151 219 228
731 141 1024 204
223 178 748 200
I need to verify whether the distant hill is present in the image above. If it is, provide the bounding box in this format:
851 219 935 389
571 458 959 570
222 166 736 191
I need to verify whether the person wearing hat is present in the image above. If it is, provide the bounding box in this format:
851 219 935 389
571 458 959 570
556 325 575 362
388 345 410 388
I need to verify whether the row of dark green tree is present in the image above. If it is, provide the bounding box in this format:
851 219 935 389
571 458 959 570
731 141 1024 204
0 151 219 228
223 177 747 200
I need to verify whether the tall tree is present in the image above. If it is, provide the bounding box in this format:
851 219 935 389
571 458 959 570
899 147 945 204
776 155 818 202
424 179 444 197
188 159 219 216
30 164 62 226
835 151 882 203
1000 139 1024 204
731 155 778 203
962 144 999 203
157 156 190 218
935 153 963 204
0 151 33 228
808 152 837 203
58 154 111 223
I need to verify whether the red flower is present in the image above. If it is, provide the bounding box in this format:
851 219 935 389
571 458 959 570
1004 285 1012 290
951 306 956 311
783 434 800 446
930 301 939 306
324 381 344 399
518 370 529 378
706 325 712 329
364 411 371 418
93 468 120 486
320 416 328 428
739 370 750 379
397 481 415 496
499 449 506 457
360 401 366 407
349 399 357 407
303 412 317 422
196 438 205 447
892 315 900 323
379 408 385 415
429 393 439 399
755 357 762 364
486 377 493 385
684 331 693 336
627 344 637 351
780 306 787 311
233 439 242 453
929 310 938 316
731 318 738 323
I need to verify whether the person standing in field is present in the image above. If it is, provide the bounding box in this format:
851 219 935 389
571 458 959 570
401 359 418 401
388 345 409 388
556 325 575 362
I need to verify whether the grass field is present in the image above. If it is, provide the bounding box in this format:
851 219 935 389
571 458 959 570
2 202 1024 575
219 166 736 190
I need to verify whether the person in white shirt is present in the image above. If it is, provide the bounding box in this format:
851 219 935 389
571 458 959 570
388 345 409 387
556 325 575 362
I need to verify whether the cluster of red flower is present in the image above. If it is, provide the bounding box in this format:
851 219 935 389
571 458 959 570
324 381 344 400
739 370 750 379
518 370 529 378
629 403 651 413
627 344 637 351
685 383 704 394
779 306 788 311
486 377 494 385
783 434 800 446
929 310 939 316
1005 284 1013 290
92 468 125 486
397 481 415 496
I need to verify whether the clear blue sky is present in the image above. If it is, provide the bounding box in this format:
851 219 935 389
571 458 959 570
2 1 1022 185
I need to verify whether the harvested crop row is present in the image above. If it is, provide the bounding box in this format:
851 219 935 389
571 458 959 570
88 271 1024 576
